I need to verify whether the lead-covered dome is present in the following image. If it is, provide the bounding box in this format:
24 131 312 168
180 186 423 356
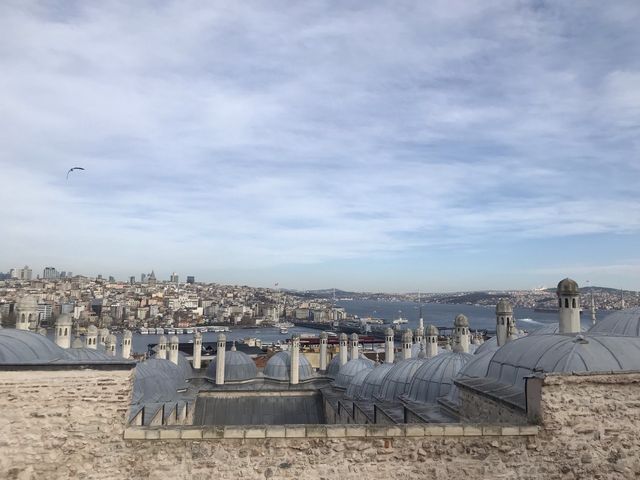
132 358 187 404
0 329 70 364
486 334 640 389
529 323 586 336
326 352 373 379
589 307 640 337
496 299 513 314
206 349 257 382
334 358 374 389
557 278 579 295
264 350 314 381
345 368 372 400
356 363 395 400
376 358 426 402
454 314 469 327
404 352 473 404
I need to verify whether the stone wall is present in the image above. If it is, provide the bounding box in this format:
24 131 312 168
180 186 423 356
2 369 640 479
457 385 528 425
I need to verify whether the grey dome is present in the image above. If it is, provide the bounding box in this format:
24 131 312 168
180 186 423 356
206 350 257 382
327 352 373 379
345 368 372 399
472 336 502 355
486 334 640 390
454 314 469 327
557 278 579 295
357 363 395 400
458 348 497 379
529 323 586 336
264 350 314 381
589 307 640 337
496 299 513 314
67 348 116 362
376 358 426 402
132 358 186 404
334 358 374 390
405 352 473 404
0 329 70 364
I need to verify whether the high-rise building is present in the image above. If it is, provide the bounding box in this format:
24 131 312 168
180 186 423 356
129 276 136 285
148 270 157 286
170 272 179 283
108 276 115 282
11 266 32 280
140 273 147 283
43 267 59 280
187 276 195 284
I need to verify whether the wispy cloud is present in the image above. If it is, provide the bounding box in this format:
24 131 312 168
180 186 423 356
1 1 639 287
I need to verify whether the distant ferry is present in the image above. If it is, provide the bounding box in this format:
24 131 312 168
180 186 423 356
392 317 408 325
139 327 149 335
155 328 164 335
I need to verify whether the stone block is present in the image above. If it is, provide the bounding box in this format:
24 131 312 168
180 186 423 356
326 425 346 438
159 428 181 440
405 425 425 437
202 426 224 439
181 428 203 440
223 426 245 439
345 425 366 437
265 426 286 438
463 425 483 436
123 428 145 440
285 426 306 438
442 425 464 436
519 425 539 436
144 429 160 440
305 426 327 438
501 426 520 436
245 427 266 439
482 425 502 436
423 425 445 436
386 426 403 437
367 426 388 437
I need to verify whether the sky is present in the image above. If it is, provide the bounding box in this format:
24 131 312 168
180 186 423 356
1 1 639 292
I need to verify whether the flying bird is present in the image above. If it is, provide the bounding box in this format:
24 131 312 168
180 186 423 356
66 167 85 180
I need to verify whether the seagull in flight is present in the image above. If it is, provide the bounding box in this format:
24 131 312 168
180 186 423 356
66 167 85 180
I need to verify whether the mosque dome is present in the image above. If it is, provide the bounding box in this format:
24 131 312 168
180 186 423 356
356 363 395 400
454 314 469 327
345 368 372 400
529 323 586 336
16 296 38 311
588 307 640 337
264 351 314 382
486 334 640 390
132 358 186 404
206 349 257 382
0 329 70 364
334 358 374 390
376 358 426 402
66 348 117 362
474 330 527 354
557 278 579 295
496 299 513 314
326 352 373 379
405 352 473 404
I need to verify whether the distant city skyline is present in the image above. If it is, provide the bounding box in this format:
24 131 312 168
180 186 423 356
1 2 639 292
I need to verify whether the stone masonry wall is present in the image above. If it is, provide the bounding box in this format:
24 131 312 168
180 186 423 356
2 369 640 479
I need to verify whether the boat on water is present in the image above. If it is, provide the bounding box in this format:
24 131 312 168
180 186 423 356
176 328 184 334
392 317 408 325
155 328 164 335
139 327 149 335
280 326 288 334
166 328 176 335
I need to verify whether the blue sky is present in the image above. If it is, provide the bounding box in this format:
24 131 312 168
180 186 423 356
1 1 639 292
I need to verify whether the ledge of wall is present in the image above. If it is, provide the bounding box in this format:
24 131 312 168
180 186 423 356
123 423 539 440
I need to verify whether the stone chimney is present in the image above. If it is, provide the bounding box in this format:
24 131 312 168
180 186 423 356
339 333 348 366
350 333 359 360
385 328 395 364
290 335 300 385
122 330 132 359
495 299 513 347
216 334 226 385
193 331 202 369
426 325 439 358
319 331 328 372
157 335 167 360
55 314 72 349
557 278 581 334
402 329 413 360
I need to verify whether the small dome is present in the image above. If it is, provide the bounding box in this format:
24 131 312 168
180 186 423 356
319 331 328 340
385 327 395 336
454 314 469 327
334 358 374 389
415 326 424 337
132 358 186 404
405 352 473 404
376 358 426 402
589 307 640 337
158 335 167 344
496 299 513 314
557 278 579 295
87 325 98 335
16 296 38 311
264 351 314 381
402 330 413 342
357 363 395 400
486 334 640 390
326 352 373 379
426 324 439 336
169 335 179 344
345 368 372 399
0 330 70 364
123 330 133 339
206 350 257 382
350 333 358 341
56 314 73 326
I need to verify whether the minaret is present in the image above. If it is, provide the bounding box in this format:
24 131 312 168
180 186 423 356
86 325 98 349
216 334 226 385
557 278 581 334
106 334 117 356
157 335 167 360
454 314 470 353
122 330 132 359
168 335 179 364
402 329 413 360
339 333 348 366
55 314 72 349
319 331 328 372
384 328 395 364
290 335 300 385
495 299 513 347
426 325 439 358
350 333 359 360
193 331 202 369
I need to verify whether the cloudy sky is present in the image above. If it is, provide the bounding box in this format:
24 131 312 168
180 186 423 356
1 1 639 292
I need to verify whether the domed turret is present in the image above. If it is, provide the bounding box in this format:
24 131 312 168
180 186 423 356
557 278 579 295
16 296 38 330
55 314 73 349
454 314 469 327
85 325 98 349
453 314 470 353
402 329 413 360
319 331 329 372
495 299 514 347
557 278 581 334
384 328 395 364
